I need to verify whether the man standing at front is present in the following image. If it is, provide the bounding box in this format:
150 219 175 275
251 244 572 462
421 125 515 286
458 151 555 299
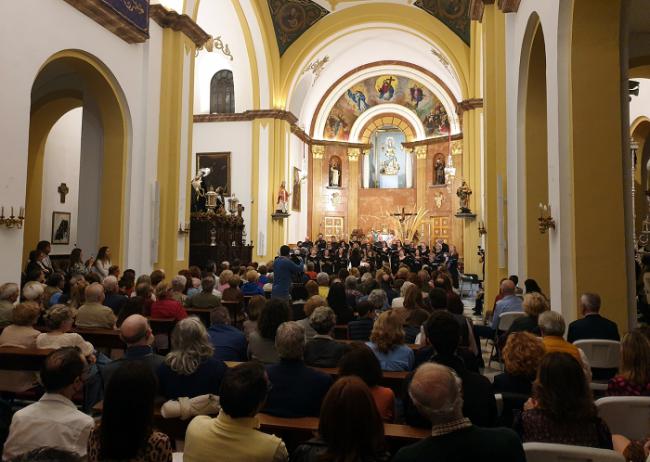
271 245 303 300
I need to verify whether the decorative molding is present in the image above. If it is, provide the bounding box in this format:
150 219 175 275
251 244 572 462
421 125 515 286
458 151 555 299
312 145 325 160
301 56 330 85
149 4 210 47
197 36 234 60
414 146 428 160
194 110 299 125
469 0 485 21
347 148 361 162
63 0 149 43
498 0 520 13
457 98 484 114
402 132 463 150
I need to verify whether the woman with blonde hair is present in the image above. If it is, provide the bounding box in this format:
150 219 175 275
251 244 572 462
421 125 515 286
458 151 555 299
0 302 42 392
157 317 227 399
608 330 650 396
366 311 414 371
505 292 549 338
36 304 95 358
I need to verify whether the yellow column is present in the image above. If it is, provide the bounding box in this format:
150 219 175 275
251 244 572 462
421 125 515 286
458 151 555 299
481 4 508 304
311 145 324 238
155 29 195 274
347 147 360 234
415 146 427 212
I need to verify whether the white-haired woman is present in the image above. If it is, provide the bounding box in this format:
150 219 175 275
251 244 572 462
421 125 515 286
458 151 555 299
157 317 227 399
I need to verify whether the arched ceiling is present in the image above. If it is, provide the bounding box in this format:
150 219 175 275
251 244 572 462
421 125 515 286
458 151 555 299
268 0 470 56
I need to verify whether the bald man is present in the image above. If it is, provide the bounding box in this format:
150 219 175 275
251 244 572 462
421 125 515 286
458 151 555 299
476 279 524 340
101 314 165 389
393 363 525 462
75 283 116 329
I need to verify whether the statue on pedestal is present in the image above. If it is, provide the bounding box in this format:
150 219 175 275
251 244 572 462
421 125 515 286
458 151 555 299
276 181 291 214
456 180 473 214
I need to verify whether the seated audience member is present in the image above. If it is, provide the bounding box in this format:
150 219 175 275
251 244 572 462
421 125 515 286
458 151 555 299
0 283 19 327
391 281 415 309
87 362 171 462
344 275 362 309
185 276 221 308
493 332 544 396
21 281 44 308
326 282 354 325
293 376 388 462
0 302 42 392
75 283 116 329
347 302 375 343
567 292 620 343
338 343 395 422
295 295 325 341
184 362 288 462
68 248 92 278
37 305 94 358
304 280 319 298
366 311 414 372
207 305 248 361
116 296 146 327
538 310 591 378
151 282 188 321
102 315 165 388
514 352 613 449
405 310 497 428
427 287 448 310
2 348 95 460
316 273 330 299
264 322 332 417
304 306 349 367
169 275 187 304
157 317 227 399
243 295 265 339
44 272 65 308
304 262 318 281
608 330 650 396
149 269 165 288
524 278 545 296
476 279 523 339
222 275 244 303
393 363 525 462
505 292 548 339
367 289 389 312
101 276 127 314
242 270 265 296
248 298 290 364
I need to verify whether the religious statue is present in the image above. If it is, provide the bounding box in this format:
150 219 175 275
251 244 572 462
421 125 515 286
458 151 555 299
380 137 400 176
190 167 211 212
329 157 341 187
434 191 444 209
276 181 291 214
434 158 445 185
456 180 473 213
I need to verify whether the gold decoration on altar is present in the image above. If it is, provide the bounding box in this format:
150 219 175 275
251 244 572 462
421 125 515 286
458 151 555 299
312 145 325 159
451 140 462 157
347 147 360 162
415 146 427 160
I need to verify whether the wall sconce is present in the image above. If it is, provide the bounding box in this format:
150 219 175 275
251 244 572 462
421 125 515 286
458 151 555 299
538 203 556 233
178 223 191 234
0 206 25 229
478 220 487 236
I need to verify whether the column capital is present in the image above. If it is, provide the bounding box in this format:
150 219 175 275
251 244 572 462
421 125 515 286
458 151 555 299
415 146 427 160
312 145 324 160
347 147 361 161
451 140 463 156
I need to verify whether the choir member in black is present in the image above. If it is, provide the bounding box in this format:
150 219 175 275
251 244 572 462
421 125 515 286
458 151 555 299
447 245 460 288
334 247 349 273
412 248 424 272
315 233 326 250
306 247 321 273
302 236 313 249
349 247 362 268
321 249 334 274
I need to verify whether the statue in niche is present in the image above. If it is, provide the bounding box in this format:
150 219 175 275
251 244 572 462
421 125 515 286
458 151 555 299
379 137 400 176
456 180 473 213
434 157 446 185
329 156 342 187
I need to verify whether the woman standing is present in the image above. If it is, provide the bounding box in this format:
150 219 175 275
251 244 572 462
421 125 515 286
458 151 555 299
93 247 111 281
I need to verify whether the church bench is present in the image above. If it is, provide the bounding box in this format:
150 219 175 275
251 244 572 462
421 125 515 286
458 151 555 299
337 339 422 351
0 346 53 371
185 308 212 327
72 327 126 350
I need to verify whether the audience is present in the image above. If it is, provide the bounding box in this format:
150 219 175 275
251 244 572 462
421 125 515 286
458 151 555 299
505 292 548 338
88 362 171 462
184 276 221 309
116 296 146 327
326 282 354 324
393 363 525 462
157 317 227 399
242 294 265 339
2 348 94 460
248 298 290 364
207 305 248 361
538 310 591 377
347 300 375 341
567 292 620 343
338 343 395 422
36 305 94 358
101 276 127 314
292 376 388 462
151 282 188 321
0 302 42 393
170 275 187 304
304 306 349 367
92 247 111 281
608 330 650 396
184 362 288 462
264 322 332 417
75 283 116 329
242 270 265 296
476 279 523 339
366 311 414 371
514 352 612 449
493 331 544 396
316 272 330 299
295 295 324 340
0 283 19 328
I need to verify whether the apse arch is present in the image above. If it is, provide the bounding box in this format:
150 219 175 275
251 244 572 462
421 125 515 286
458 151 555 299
349 104 424 142
24 49 131 265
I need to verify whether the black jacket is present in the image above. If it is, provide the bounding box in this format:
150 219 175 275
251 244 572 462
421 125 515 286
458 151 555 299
567 314 620 343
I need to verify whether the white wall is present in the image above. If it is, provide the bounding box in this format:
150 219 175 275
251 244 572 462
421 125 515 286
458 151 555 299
287 133 308 244
0 0 163 283
40 108 82 255
192 121 253 229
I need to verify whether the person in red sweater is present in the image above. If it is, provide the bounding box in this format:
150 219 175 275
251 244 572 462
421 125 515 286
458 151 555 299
151 282 188 321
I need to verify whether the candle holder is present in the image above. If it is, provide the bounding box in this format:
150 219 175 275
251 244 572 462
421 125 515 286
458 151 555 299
205 187 218 214
538 203 556 234
478 220 487 236
0 206 25 229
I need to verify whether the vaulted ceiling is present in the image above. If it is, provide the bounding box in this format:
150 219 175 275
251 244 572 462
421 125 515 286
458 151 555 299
267 0 471 55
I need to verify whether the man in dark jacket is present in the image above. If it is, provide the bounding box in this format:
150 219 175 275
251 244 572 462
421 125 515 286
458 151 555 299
567 292 620 343
271 246 304 300
394 363 525 462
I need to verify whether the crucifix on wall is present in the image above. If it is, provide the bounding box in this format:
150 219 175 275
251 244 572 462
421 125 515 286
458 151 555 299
57 183 69 204
391 207 416 224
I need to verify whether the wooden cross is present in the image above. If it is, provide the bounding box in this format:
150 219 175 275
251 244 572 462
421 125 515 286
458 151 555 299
57 183 69 203
390 207 416 224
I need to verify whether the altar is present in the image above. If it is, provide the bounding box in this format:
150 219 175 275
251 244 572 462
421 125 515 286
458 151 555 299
189 212 253 268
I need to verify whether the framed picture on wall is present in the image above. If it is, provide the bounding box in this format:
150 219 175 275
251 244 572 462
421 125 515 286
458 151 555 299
292 167 301 212
196 152 230 195
51 211 71 245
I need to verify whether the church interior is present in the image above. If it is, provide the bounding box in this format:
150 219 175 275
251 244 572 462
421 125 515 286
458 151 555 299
1 0 650 460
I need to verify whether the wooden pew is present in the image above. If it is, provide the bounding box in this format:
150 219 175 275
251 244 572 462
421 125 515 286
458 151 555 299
337 339 422 351
72 327 126 350
186 308 212 327
0 346 53 371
